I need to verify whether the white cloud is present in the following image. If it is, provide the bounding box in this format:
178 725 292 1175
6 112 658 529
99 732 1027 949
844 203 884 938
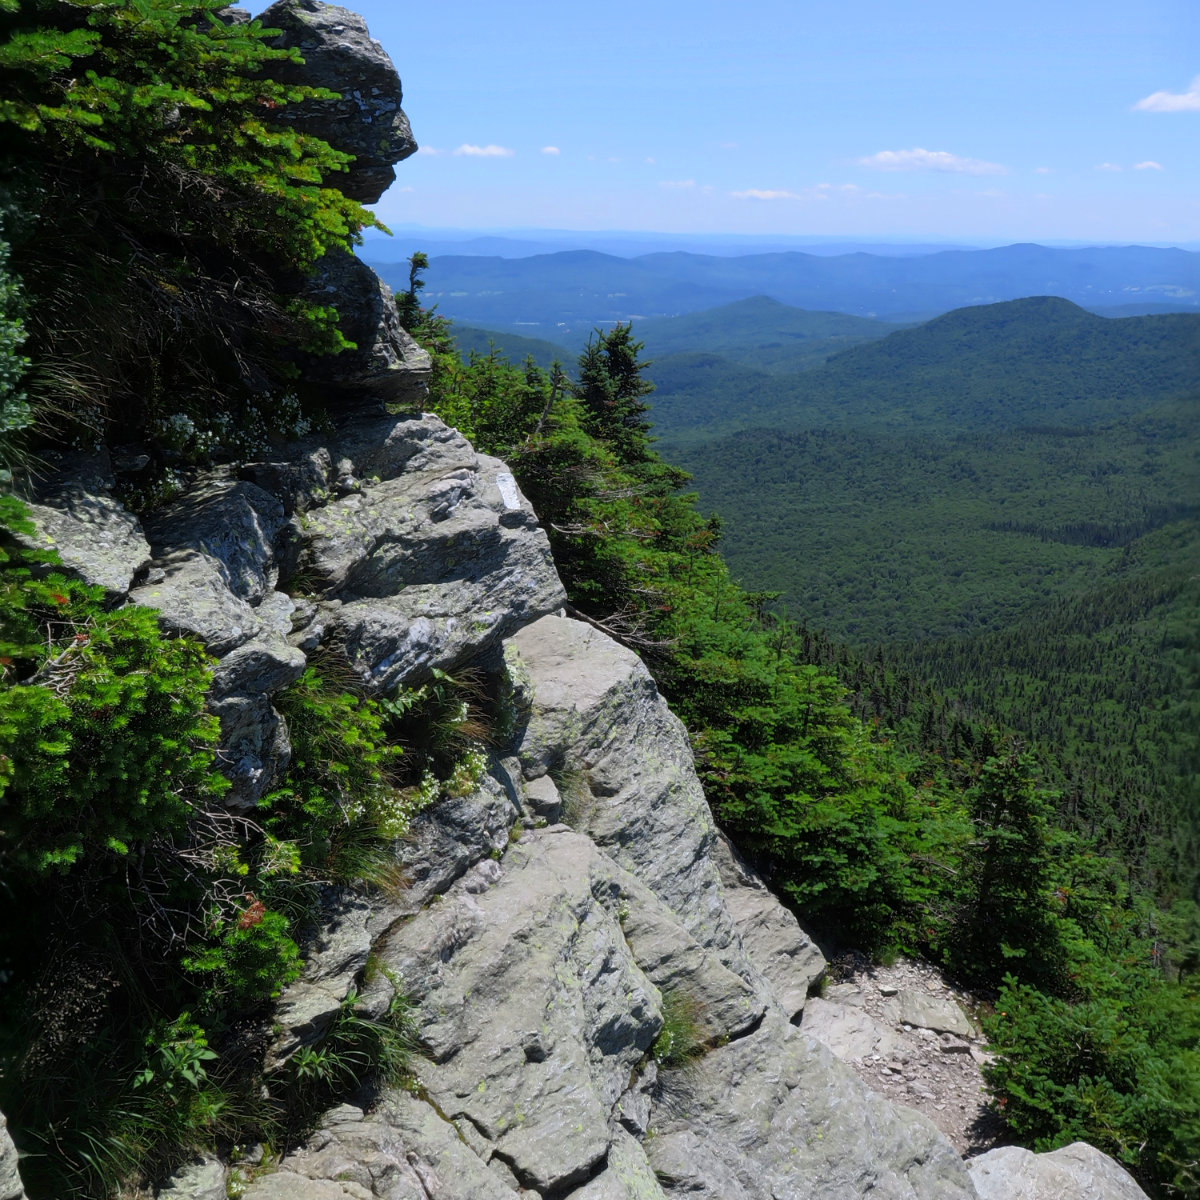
1135 160 1163 170
645 156 656 164
393 186 414 193
1134 76 1200 112
541 146 560 156
857 147 1007 175
416 145 443 156
1095 162 1123 171
1034 166 1052 174
454 144 515 157
659 179 696 189
814 182 861 193
731 188 802 200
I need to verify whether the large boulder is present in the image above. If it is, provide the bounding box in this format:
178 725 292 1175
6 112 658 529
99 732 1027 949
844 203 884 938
969 1142 1150 1200
259 0 417 204
17 449 150 599
501 615 749 977
300 415 565 689
644 1013 978 1200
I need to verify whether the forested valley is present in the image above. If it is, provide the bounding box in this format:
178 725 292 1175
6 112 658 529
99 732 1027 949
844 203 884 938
438 277 1200 1197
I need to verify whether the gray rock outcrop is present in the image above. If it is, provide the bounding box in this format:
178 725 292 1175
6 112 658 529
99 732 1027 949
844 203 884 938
968 1142 1151 1200
0 1111 26 1200
18 129 1151 1199
156 1155 227 1200
260 0 417 204
304 251 432 408
16 449 151 597
714 831 826 1020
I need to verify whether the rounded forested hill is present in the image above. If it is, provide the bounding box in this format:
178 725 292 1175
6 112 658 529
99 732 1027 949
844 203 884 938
648 297 1200 443
811 296 1199 429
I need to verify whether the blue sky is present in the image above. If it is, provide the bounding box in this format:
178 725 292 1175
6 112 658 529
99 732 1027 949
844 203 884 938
248 0 1198 243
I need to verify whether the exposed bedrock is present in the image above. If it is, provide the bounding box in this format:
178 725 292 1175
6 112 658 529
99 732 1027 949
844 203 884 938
259 0 417 205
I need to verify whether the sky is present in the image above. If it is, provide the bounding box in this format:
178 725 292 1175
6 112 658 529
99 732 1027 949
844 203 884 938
246 0 1199 244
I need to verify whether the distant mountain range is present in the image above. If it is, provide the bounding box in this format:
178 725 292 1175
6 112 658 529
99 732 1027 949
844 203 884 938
452 296 897 375
368 242 1200 341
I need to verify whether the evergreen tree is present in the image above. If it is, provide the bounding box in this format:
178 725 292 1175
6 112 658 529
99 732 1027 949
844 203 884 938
574 323 656 467
955 746 1062 985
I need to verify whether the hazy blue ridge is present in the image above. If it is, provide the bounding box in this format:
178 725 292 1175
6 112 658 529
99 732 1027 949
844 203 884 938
367 243 1200 338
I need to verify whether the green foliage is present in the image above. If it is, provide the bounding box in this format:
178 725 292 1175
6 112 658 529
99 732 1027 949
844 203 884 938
0 588 223 874
574 323 656 465
0 224 29 454
985 970 1200 1196
0 0 379 446
0 504 223 877
182 909 302 1013
950 750 1062 987
270 665 404 842
283 987 416 1135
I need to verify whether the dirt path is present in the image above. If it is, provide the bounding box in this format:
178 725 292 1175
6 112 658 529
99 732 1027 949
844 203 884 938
800 955 1006 1155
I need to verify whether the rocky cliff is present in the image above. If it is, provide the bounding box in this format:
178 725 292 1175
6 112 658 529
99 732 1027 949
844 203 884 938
0 5 1156 1200
12 344 1154 1200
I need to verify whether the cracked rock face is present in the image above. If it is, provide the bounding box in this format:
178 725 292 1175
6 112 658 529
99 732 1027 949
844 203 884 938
302 415 566 690
304 251 432 408
502 615 746 977
259 0 417 204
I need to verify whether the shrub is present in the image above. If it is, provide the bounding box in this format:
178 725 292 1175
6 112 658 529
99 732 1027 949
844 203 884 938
0 568 223 877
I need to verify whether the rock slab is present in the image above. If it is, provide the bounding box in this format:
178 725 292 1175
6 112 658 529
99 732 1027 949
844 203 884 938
969 1142 1150 1200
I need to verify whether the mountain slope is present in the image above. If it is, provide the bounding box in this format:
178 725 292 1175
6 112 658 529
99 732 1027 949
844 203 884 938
648 298 1200 443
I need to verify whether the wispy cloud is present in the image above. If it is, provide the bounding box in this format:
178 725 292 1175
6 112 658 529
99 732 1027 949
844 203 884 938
1095 162 1123 172
1135 160 1163 170
1134 76 1200 112
541 146 560 156
454 144 515 157
659 179 696 189
731 188 803 200
858 147 1007 175
416 145 442 156
1034 166 1052 175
